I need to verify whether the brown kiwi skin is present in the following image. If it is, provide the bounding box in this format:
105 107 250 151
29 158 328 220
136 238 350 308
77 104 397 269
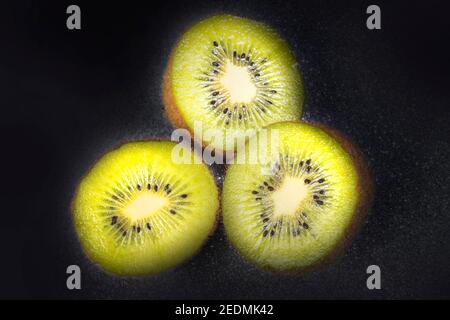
71 137 220 277
163 55 189 131
222 121 374 275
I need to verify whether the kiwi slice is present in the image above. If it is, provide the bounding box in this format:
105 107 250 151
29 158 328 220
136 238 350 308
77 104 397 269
163 15 304 151
222 122 372 272
72 140 219 276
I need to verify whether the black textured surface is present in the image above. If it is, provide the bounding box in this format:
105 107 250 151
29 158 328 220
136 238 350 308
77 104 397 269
1 0 450 299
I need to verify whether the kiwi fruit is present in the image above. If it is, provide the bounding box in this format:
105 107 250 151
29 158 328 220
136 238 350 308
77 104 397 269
222 121 373 272
72 140 219 276
163 15 304 151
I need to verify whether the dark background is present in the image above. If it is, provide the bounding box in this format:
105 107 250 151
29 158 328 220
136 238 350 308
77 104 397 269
1 0 449 299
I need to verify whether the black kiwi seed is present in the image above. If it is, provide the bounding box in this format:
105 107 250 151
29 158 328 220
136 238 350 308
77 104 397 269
146 223 152 230
122 231 127 237
147 183 151 190
319 190 325 194
170 209 176 215
252 190 258 194
137 227 141 233
199 47 286 128
180 194 188 198
112 195 118 200
154 185 159 191
137 184 141 191
313 195 319 199
255 197 262 201
303 223 309 229
318 178 325 183
316 200 324 205
300 161 304 167
263 230 269 237
304 179 311 184
306 159 311 165
270 230 276 237
111 216 118 225
306 166 311 173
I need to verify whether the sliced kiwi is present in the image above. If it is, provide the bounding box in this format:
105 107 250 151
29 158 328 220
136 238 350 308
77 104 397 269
222 122 372 272
72 140 219 276
163 15 304 151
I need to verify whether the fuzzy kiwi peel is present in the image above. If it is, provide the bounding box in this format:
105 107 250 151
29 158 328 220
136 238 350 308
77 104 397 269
222 121 373 273
163 14 304 151
72 140 219 276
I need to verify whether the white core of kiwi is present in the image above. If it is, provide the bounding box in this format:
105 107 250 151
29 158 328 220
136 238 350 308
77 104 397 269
270 176 310 218
123 191 169 222
219 61 257 104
